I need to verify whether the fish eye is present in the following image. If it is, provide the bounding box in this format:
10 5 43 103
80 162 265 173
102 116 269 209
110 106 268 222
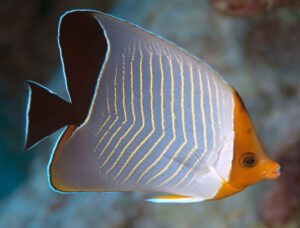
240 152 258 168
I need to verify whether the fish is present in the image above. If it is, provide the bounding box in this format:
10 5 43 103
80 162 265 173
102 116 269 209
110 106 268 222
24 9 280 203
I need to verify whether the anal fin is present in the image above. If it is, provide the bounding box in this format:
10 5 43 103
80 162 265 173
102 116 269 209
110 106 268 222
146 195 203 204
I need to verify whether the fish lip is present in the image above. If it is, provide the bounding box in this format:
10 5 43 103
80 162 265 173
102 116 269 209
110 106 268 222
273 169 281 178
267 167 281 179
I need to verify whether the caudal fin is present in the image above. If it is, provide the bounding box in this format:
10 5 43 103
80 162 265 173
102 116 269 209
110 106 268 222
25 81 73 150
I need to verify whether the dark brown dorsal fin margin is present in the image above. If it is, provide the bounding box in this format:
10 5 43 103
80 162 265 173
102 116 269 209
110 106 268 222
58 11 108 125
25 12 108 150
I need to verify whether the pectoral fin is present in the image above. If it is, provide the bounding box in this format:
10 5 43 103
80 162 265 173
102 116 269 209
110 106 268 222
146 195 203 204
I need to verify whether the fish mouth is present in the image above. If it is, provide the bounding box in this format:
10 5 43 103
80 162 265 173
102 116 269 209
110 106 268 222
266 165 281 179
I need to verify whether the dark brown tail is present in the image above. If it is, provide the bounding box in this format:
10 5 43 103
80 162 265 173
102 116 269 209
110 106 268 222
25 81 73 150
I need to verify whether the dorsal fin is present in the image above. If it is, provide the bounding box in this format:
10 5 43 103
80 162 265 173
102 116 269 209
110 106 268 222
25 11 109 150
58 11 108 125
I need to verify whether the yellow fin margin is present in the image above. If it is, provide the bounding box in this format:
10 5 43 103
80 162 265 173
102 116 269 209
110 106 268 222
146 195 203 204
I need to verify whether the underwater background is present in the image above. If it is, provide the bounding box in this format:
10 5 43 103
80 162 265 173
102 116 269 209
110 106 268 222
0 0 299 227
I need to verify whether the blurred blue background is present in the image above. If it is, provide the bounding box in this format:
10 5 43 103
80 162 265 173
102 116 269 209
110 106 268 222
0 0 299 227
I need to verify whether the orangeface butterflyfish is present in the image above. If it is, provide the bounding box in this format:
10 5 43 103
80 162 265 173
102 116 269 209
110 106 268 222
24 10 280 203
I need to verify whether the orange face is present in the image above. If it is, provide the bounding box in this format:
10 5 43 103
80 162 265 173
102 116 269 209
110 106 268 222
214 90 280 199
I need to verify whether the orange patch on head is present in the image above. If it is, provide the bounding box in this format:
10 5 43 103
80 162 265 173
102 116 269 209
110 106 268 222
214 90 280 199
213 180 241 200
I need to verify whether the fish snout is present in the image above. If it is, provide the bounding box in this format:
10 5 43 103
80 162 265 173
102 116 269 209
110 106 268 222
265 162 281 179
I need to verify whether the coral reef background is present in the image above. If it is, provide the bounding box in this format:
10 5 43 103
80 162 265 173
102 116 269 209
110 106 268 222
0 0 299 227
